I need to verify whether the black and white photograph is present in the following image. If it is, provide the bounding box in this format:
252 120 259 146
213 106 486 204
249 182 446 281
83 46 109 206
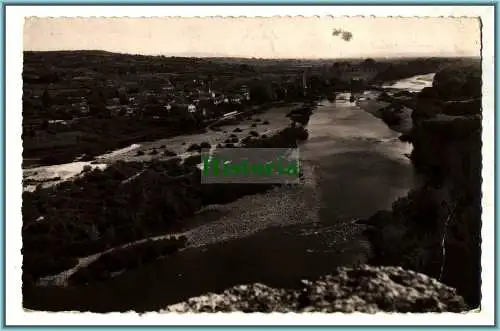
5 5 495 325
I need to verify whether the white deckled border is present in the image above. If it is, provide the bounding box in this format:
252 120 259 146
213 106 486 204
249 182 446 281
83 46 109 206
5 6 493 18
6 5 495 326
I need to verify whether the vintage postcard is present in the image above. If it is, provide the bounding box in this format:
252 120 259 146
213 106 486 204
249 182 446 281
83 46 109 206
5 5 494 326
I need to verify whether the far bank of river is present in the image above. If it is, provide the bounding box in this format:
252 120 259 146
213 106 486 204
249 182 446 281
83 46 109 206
24 74 434 312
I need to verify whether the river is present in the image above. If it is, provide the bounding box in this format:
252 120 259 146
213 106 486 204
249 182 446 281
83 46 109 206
25 86 428 311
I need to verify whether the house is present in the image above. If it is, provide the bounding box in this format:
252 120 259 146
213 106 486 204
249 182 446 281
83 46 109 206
229 94 243 104
105 105 122 115
163 80 175 92
73 76 94 82
213 95 225 105
171 103 197 114
80 101 90 114
239 85 250 100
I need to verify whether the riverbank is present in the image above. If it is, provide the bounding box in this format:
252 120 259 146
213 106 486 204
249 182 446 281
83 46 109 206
22 101 299 169
22 105 314 293
356 92 413 134
22 102 304 191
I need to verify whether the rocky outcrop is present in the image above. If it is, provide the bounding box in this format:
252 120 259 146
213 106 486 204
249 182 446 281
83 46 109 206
365 63 482 308
164 265 467 313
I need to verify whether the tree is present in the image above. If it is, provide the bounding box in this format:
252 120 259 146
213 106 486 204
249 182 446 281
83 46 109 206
42 89 52 108
88 88 107 115
118 91 129 105
363 58 376 67
249 80 277 105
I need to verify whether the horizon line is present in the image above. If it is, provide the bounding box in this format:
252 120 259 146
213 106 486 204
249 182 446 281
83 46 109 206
23 49 480 61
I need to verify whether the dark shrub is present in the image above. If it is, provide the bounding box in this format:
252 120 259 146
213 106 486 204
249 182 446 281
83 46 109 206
184 154 201 168
199 141 211 149
163 149 177 157
39 155 65 166
186 143 201 152
399 133 413 143
249 131 259 137
80 154 94 161
233 128 243 133
82 165 93 173
136 150 145 156
296 129 309 141
251 123 257 128
241 136 253 145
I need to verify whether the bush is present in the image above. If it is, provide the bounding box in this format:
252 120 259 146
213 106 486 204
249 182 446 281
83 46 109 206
80 154 95 161
183 154 201 168
136 150 145 156
199 141 211 149
149 149 159 155
82 165 93 173
263 120 270 125
186 143 201 152
68 237 187 285
249 131 259 137
163 149 177 157
433 64 481 100
399 133 413 143
296 129 309 141
251 123 257 128
233 128 243 133
39 155 66 166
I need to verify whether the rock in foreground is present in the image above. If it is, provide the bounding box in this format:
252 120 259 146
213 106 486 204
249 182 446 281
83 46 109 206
164 265 467 313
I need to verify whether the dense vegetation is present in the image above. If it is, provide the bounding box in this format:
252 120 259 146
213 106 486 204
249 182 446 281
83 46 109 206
22 107 313 285
364 61 482 307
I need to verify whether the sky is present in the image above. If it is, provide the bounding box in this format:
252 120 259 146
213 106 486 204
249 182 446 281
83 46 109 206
24 17 481 59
